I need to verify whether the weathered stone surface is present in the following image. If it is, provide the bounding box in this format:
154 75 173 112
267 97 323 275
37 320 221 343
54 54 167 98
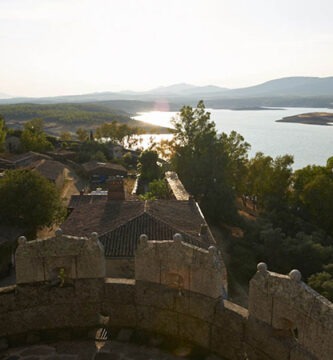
136 305 178 336
178 313 210 349
102 303 137 328
249 269 333 360
15 234 105 285
135 238 227 299
104 279 135 305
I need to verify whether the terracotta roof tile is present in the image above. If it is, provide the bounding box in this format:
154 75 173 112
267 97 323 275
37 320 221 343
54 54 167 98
61 199 214 257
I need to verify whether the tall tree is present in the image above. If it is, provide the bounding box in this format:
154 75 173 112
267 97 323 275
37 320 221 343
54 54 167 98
138 150 161 182
0 170 65 237
21 118 53 152
171 101 239 223
246 152 294 211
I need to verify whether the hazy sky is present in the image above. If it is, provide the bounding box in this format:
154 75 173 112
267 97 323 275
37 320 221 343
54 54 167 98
1 0 333 97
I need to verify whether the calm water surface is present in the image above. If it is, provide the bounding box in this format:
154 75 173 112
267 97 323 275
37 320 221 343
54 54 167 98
134 107 333 169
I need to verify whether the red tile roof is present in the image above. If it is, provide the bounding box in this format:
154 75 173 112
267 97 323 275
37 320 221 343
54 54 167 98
61 199 214 257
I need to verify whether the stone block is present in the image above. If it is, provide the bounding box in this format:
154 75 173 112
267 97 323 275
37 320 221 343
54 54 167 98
211 325 245 360
74 279 104 302
289 346 317 360
104 280 135 305
174 290 216 323
135 281 175 311
136 305 178 336
246 319 292 360
178 313 210 349
102 303 137 328
248 284 273 324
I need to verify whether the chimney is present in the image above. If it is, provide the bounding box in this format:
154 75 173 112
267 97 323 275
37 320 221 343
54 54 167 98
107 176 125 200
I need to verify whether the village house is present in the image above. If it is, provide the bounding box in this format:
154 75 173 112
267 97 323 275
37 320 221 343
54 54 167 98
0 151 51 171
61 176 215 278
82 160 127 187
25 159 69 190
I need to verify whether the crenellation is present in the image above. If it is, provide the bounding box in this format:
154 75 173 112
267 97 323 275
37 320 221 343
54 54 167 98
0 230 333 359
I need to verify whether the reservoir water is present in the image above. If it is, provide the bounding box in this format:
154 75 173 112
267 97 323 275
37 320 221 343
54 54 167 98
133 107 333 169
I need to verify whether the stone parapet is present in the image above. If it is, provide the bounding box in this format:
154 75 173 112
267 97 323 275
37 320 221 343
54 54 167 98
0 265 332 359
249 264 333 360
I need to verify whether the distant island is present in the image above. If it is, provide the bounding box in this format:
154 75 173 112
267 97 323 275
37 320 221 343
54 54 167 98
276 112 333 126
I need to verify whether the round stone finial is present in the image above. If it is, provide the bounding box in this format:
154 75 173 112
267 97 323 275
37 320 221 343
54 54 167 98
90 232 99 240
173 233 183 243
289 269 302 282
257 262 268 273
18 236 27 245
139 234 148 244
55 228 63 238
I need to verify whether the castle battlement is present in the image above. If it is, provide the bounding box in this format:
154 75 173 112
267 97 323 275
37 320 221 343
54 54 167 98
0 234 332 359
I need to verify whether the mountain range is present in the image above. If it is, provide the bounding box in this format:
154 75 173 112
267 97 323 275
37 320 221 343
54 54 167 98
1 76 333 109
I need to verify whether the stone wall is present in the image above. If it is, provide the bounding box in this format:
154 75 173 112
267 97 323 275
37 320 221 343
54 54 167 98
0 278 247 359
2 230 333 360
135 234 228 299
15 231 105 284
247 263 333 360
0 273 332 359
105 258 134 278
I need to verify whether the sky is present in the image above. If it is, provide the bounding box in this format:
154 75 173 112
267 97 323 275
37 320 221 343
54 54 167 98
1 0 333 97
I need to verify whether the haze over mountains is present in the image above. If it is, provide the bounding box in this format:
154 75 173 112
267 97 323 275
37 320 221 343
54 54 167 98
1 76 333 110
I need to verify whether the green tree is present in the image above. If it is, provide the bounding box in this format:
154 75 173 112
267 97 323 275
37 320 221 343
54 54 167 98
92 150 107 162
0 115 7 152
148 179 170 199
95 121 141 148
0 170 65 237
138 150 161 182
220 130 250 195
171 101 238 223
21 118 53 152
60 131 72 141
326 156 333 171
292 164 333 234
308 264 333 301
76 127 89 142
246 152 294 211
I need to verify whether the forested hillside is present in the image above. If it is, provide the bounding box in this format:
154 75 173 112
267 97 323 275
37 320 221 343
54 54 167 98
0 102 171 135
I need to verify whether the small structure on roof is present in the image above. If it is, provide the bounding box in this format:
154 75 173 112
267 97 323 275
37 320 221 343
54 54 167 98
82 160 127 187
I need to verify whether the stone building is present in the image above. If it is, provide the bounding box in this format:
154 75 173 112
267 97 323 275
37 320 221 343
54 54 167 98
62 198 216 278
82 160 127 187
26 159 69 190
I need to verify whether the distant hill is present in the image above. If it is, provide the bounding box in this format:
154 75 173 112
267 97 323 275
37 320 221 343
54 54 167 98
225 76 333 98
1 76 333 109
0 102 171 137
